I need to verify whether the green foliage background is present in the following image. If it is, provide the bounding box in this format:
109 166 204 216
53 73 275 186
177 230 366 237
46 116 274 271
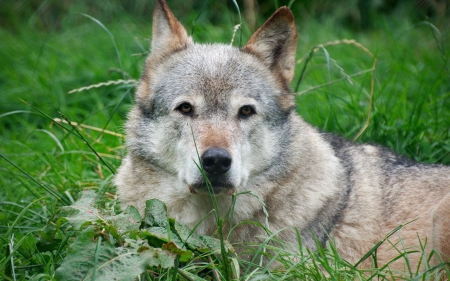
1 0 449 280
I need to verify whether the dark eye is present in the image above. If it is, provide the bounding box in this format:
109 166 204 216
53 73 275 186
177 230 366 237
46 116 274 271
239 105 255 118
177 102 193 115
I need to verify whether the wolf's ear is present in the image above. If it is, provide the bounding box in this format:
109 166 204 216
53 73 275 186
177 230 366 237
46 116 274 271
151 0 192 57
243 7 298 83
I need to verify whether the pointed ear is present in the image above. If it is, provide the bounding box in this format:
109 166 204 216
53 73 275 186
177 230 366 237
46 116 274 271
151 0 192 57
243 7 298 83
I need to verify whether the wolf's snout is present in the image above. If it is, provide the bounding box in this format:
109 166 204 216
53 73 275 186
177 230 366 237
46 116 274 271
201 147 232 175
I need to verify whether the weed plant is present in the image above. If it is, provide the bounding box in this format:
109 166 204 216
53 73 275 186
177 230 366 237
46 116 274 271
1 0 449 280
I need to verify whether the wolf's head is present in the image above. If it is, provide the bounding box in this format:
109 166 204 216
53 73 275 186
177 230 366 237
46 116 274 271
125 0 298 196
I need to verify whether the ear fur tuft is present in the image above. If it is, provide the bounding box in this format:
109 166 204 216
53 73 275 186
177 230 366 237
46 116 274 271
243 6 298 84
151 0 192 57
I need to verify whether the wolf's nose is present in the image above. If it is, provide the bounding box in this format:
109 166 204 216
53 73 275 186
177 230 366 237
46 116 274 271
201 147 232 175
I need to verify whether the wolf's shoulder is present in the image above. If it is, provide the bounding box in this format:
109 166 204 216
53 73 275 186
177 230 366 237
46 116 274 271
320 132 440 170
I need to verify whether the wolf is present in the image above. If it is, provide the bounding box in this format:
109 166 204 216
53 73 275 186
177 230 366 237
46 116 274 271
115 0 450 270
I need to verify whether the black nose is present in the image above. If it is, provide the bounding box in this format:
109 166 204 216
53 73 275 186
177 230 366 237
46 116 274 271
201 147 232 175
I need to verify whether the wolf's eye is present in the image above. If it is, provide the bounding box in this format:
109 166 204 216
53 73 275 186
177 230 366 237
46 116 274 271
177 102 192 115
239 105 255 118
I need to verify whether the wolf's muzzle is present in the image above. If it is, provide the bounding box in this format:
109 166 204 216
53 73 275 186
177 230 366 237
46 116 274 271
201 147 232 175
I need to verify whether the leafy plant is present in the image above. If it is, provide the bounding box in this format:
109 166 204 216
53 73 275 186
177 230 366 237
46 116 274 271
43 190 236 280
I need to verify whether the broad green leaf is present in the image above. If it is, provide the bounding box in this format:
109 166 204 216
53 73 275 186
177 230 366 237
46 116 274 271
54 226 175 281
143 199 168 227
177 268 209 281
197 234 234 254
162 241 193 262
106 205 141 234
57 190 100 230
229 257 241 280
169 218 235 254
171 219 207 251
37 224 64 252
169 218 234 254
140 227 186 250
58 191 141 235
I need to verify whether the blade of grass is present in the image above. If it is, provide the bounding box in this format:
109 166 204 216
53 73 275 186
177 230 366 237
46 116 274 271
1 168 42 199
0 202 47 220
171 256 180 281
79 13 125 80
354 223 405 267
8 234 17 281
1 233 35 278
230 0 242 46
416 21 449 76
0 154 68 204
287 0 296 8
191 0 211 36
4 199 43 239
67 79 136 94
97 87 132 141
19 99 83 140
58 113 116 174
0 110 39 119
91 235 102 281
32 129 65 153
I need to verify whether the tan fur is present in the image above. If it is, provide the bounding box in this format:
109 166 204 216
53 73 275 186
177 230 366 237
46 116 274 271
115 0 450 273
197 122 232 151
433 193 450 261
332 152 450 269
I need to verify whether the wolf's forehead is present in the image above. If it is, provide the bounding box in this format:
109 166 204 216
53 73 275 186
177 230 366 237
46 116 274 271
154 44 272 100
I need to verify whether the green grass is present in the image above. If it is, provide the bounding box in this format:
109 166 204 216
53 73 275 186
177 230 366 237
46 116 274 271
1 0 450 280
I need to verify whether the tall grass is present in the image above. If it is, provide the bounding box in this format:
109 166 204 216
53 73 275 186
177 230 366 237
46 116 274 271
1 0 449 280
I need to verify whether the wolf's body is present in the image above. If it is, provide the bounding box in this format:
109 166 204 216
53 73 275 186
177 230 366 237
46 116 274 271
115 0 450 270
